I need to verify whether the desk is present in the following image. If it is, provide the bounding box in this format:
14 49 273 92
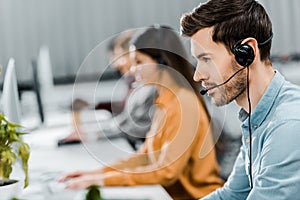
20 124 172 200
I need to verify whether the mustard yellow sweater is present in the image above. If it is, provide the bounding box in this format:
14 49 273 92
102 87 223 199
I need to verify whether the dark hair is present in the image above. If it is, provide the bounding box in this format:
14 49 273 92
107 37 115 53
180 0 273 65
130 25 204 101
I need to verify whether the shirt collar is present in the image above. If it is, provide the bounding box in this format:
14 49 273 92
239 70 285 128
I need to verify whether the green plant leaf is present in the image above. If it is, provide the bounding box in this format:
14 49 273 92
0 148 17 179
18 143 30 188
0 162 13 179
0 112 30 188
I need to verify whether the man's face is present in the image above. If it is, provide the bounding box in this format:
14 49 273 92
111 47 132 75
191 27 247 106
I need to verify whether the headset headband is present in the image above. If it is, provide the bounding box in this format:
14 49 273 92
258 32 273 46
233 32 273 48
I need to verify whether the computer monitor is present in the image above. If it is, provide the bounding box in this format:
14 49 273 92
37 45 54 98
2 58 21 124
31 58 44 123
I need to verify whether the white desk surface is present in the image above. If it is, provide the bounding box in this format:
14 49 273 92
20 117 172 200
17 81 172 199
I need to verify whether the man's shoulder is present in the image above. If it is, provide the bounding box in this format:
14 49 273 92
275 81 300 120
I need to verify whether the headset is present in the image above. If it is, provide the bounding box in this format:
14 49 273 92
156 56 167 66
232 32 273 189
200 33 273 95
233 33 273 67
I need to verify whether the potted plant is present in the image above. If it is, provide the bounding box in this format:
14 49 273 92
0 113 30 200
85 185 102 200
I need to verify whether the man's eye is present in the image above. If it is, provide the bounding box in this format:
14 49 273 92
201 57 210 63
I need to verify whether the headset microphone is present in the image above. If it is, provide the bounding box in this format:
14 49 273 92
200 88 209 95
200 67 246 95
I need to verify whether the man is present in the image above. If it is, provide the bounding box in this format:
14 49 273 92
58 30 157 150
180 0 300 199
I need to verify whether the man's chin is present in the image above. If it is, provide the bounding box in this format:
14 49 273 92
211 96 228 107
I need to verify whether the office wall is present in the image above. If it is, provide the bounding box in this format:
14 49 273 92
0 0 201 83
260 0 300 55
0 0 299 83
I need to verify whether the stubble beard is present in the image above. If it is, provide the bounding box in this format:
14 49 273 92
213 59 247 107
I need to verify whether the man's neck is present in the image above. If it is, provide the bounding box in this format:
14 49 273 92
235 64 275 113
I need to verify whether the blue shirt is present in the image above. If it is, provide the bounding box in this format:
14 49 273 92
202 71 300 200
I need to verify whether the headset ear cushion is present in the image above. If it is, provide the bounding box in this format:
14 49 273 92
234 44 254 67
157 56 166 67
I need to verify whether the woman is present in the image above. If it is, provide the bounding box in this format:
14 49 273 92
58 30 157 150
59 26 223 199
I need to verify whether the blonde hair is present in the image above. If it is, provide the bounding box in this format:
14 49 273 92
113 29 136 52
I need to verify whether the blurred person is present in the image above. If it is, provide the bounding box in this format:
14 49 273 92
205 96 242 181
58 25 224 199
58 30 157 150
181 0 300 199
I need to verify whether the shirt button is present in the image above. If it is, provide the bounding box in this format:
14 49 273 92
246 138 251 144
253 125 258 129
